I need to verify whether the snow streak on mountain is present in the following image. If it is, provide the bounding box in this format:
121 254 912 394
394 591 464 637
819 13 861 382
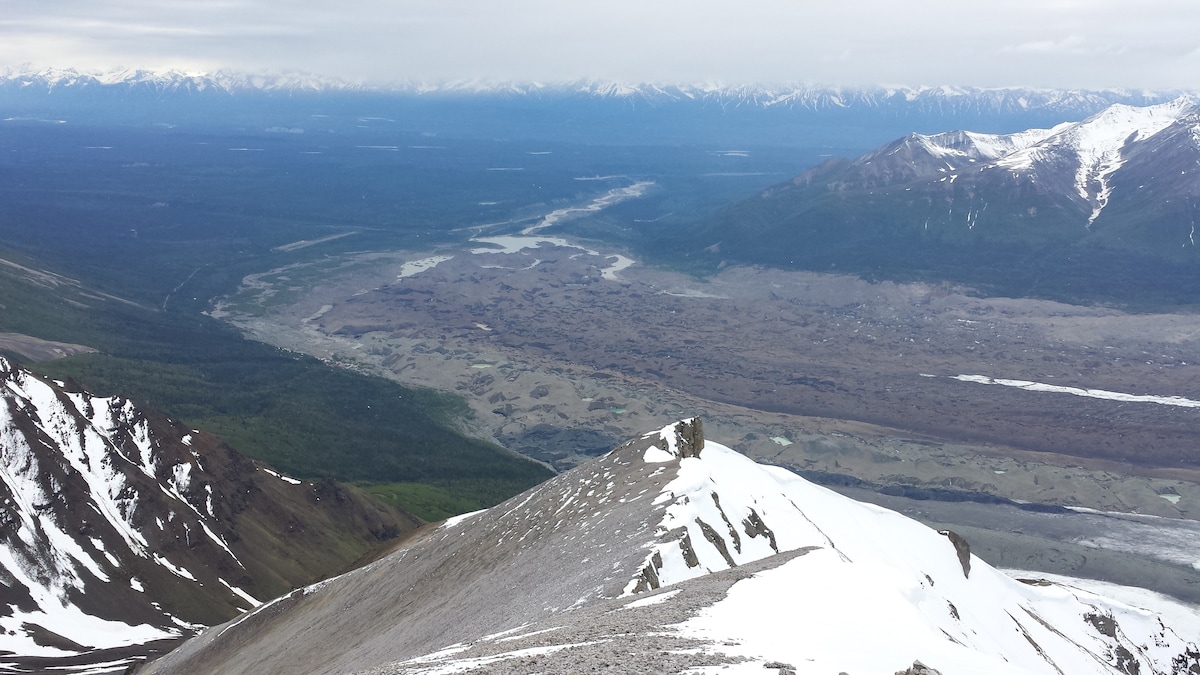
143 419 1200 675
950 97 1194 225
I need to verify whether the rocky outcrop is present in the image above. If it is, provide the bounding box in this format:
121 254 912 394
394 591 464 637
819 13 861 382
674 418 705 458
938 529 973 578
651 417 706 459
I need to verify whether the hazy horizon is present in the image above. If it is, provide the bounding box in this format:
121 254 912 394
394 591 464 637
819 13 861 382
3 1 1200 91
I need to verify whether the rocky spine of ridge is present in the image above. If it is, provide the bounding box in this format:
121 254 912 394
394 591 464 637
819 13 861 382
0 356 416 673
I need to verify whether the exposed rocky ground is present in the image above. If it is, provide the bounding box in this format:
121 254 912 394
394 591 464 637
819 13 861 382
356 550 810 675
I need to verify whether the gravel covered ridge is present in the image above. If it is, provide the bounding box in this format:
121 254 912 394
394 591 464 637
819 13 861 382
361 550 815 675
141 423 706 674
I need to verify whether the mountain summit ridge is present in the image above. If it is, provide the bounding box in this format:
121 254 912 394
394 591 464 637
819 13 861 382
142 419 1200 675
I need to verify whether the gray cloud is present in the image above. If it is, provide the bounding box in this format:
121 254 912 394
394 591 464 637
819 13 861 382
2 0 1199 89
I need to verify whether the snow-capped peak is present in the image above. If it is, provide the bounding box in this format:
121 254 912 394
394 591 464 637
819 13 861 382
630 420 1200 674
916 125 1071 164
1066 97 1194 224
0 358 191 660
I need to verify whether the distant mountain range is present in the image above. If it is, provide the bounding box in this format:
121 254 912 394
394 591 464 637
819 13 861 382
0 66 1187 112
0 357 414 674
0 66 351 94
142 419 1200 674
3 66 1194 148
680 98 1200 305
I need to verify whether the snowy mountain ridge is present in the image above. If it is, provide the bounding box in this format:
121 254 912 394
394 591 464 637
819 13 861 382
0 65 354 93
997 97 1196 224
142 419 1200 675
0 357 412 674
885 97 1198 224
1 356 224 662
894 97 1193 168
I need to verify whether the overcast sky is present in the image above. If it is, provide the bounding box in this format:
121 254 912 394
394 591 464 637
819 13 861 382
3 0 1199 90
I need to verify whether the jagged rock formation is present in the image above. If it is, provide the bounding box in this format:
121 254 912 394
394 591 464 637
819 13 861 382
654 417 704 459
0 357 416 673
142 419 1200 675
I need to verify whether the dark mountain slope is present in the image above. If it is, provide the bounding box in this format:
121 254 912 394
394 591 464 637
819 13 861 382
0 246 554 518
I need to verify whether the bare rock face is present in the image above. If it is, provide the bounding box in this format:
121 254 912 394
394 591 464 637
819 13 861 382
938 529 972 579
630 551 664 593
742 509 779 553
673 418 705 458
650 417 704 459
